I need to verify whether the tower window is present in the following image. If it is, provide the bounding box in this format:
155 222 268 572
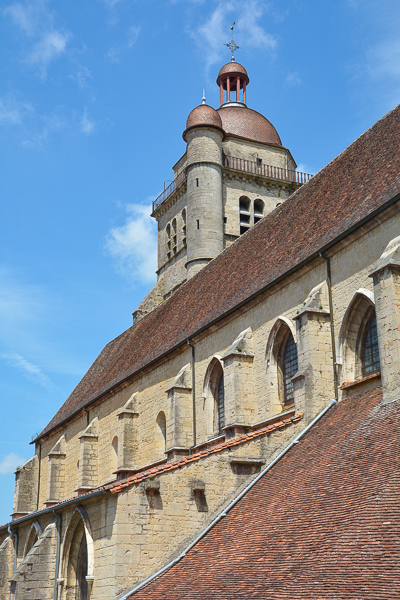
182 209 187 247
166 223 171 261
196 178 199 187
239 196 251 235
254 199 264 224
196 220 200 229
172 219 177 254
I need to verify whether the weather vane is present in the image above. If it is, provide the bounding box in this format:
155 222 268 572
225 22 239 62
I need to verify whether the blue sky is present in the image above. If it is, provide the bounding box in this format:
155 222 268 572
1 0 399 524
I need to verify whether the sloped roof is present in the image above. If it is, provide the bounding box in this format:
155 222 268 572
130 387 400 599
37 105 400 440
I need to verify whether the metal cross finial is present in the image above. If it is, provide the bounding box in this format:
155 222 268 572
225 21 239 62
202 89 206 104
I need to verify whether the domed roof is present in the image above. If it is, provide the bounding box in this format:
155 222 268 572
183 104 223 140
217 106 282 147
217 61 249 83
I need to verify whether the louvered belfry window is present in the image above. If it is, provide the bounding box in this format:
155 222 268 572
282 332 298 407
217 373 225 432
361 313 380 376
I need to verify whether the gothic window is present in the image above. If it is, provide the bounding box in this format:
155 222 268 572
23 524 40 557
361 312 380 376
338 291 380 383
216 370 225 432
63 514 91 600
279 331 298 407
156 411 166 456
203 358 225 436
266 318 298 411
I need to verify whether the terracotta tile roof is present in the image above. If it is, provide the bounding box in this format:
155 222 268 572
107 413 302 494
130 387 400 599
218 106 282 146
37 105 400 440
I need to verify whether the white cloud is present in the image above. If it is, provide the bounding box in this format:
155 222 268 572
127 25 141 47
70 65 93 90
80 108 95 135
2 351 54 390
27 30 70 74
0 96 34 125
4 1 44 36
106 47 121 63
5 1 71 76
285 71 301 86
105 203 157 285
195 1 277 73
0 453 26 475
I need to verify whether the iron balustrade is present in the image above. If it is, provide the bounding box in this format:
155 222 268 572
223 155 312 184
152 157 312 212
153 171 187 212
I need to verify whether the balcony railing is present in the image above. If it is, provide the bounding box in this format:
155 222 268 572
223 155 312 184
152 157 312 213
152 170 187 213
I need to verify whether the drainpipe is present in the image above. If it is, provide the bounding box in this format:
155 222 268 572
7 525 18 573
186 339 196 449
52 510 62 600
320 252 339 399
118 398 337 600
36 442 41 512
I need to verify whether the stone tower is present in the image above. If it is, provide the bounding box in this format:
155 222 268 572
133 59 310 321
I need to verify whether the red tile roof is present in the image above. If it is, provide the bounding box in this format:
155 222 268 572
108 413 302 494
218 105 282 146
130 387 400 599
37 104 400 440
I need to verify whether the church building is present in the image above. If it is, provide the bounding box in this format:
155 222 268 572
1 45 400 600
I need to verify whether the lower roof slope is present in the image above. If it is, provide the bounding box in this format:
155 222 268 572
130 387 400 599
38 104 400 439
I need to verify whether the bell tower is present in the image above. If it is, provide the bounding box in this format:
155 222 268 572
133 32 310 323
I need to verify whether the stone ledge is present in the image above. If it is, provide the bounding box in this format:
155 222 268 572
340 371 381 390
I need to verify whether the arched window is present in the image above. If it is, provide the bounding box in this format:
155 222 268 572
156 411 166 456
279 331 298 407
24 523 40 557
239 196 251 235
338 290 380 383
203 358 225 436
172 219 177 255
361 312 380 376
166 223 171 261
182 209 187 247
254 199 264 223
266 318 298 412
215 370 225 432
62 510 93 600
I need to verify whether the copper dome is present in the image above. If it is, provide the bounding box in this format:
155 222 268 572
217 61 249 85
217 106 282 147
183 104 223 140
